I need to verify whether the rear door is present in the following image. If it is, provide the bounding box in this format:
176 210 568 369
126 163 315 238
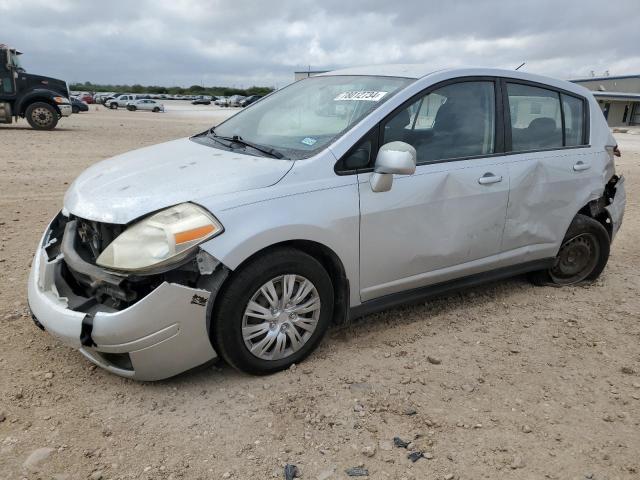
501 80 601 261
358 78 511 301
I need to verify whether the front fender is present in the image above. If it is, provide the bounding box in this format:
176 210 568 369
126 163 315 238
16 88 67 115
198 183 361 306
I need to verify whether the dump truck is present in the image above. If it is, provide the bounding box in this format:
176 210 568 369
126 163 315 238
0 44 72 130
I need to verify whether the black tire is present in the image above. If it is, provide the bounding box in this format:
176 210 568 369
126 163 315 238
129 106 137 111
72 106 79 114
530 214 610 286
152 107 160 112
110 103 118 109
213 248 334 375
25 102 58 130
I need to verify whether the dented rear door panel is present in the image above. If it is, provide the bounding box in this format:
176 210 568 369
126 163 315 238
502 147 608 259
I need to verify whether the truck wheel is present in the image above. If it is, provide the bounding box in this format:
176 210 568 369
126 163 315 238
72 106 79 114
25 102 58 130
110 103 118 109
530 214 610 286
212 248 333 375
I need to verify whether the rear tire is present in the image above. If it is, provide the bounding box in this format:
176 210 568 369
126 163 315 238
25 102 58 130
213 248 334 375
530 214 610 286
152 107 160 112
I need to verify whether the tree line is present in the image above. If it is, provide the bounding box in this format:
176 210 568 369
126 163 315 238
69 81 274 97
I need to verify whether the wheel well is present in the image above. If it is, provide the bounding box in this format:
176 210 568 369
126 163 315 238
231 240 350 325
20 98 60 116
577 201 613 239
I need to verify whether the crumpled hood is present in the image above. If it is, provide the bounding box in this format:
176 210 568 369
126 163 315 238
64 137 293 224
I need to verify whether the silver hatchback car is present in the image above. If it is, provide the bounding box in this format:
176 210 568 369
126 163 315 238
28 66 626 380
126 99 164 112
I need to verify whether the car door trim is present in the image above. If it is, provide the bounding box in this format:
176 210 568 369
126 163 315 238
349 258 553 319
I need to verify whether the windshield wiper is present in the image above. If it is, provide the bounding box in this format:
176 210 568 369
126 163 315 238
208 129 285 159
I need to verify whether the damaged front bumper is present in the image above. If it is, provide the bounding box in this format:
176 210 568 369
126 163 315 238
27 216 221 381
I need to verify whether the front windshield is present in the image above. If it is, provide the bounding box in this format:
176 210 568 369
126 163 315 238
210 75 413 159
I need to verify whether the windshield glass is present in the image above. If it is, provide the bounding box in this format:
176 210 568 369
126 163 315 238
210 75 413 159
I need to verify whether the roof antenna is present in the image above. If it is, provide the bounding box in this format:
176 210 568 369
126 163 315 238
515 62 525 71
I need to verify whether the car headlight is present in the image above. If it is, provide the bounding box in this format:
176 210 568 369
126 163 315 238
96 203 223 272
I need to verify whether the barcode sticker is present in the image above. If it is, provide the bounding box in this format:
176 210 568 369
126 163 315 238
334 91 388 102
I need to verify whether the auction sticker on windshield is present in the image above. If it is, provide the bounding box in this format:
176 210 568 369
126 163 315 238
334 91 387 101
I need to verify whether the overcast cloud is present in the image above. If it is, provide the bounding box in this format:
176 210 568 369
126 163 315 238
1 0 639 88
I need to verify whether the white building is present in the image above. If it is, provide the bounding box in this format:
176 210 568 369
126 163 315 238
571 74 640 127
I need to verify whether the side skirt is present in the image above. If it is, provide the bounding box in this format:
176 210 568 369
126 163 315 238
349 258 554 320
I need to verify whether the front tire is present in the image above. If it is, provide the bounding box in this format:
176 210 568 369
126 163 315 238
530 214 610 286
25 102 58 130
110 103 118 109
213 248 334 374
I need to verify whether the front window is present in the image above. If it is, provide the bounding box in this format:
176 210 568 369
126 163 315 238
382 81 496 163
208 75 413 159
9 52 22 69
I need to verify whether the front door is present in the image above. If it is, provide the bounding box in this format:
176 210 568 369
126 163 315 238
0 56 15 96
358 79 510 302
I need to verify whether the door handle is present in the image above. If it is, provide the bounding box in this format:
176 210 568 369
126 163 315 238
478 173 503 185
573 161 591 172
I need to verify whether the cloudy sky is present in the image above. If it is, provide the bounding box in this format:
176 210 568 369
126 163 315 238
1 0 639 88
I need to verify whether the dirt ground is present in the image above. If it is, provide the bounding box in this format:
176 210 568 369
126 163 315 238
1 106 639 480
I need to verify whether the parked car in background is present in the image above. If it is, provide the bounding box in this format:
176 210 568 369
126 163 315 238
214 96 229 107
228 95 246 107
126 99 164 112
240 95 263 107
192 96 211 105
93 93 113 104
70 97 89 113
27 66 625 381
106 94 137 109
78 93 94 104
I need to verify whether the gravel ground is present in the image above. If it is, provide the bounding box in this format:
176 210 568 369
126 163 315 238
1 107 639 480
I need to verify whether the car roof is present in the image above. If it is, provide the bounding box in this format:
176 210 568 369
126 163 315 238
318 65 592 97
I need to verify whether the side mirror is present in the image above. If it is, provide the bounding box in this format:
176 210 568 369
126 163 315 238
370 141 417 192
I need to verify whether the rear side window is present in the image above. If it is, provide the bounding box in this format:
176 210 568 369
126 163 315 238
382 81 495 163
562 94 585 146
507 83 562 151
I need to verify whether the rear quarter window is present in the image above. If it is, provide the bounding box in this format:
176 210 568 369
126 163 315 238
561 94 586 146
